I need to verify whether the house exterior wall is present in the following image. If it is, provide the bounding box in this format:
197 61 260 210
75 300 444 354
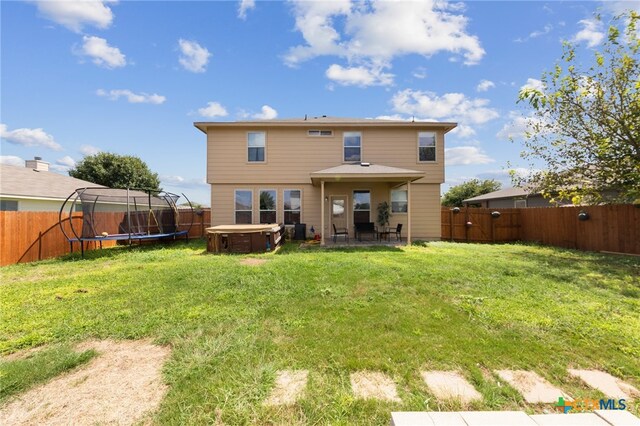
206 124 449 241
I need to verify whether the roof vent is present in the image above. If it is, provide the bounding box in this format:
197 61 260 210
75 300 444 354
360 162 370 167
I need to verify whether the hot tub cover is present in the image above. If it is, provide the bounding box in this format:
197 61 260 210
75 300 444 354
206 224 280 234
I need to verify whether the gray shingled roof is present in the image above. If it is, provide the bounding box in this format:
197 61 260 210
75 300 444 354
462 187 530 203
194 116 457 133
0 164 105 201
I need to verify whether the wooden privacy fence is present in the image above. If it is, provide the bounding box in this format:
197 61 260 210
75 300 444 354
0 209 211 266
441 205 640 255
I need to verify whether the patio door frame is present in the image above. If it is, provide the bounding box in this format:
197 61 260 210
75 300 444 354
330 194 349 233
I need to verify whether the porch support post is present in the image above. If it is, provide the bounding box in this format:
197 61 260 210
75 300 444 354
321 180 325 246
407 180 412 245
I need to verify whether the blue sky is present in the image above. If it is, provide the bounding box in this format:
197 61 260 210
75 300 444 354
1 0 638 204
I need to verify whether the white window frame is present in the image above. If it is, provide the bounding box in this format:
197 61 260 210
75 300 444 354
247 131 266 163
308 129 333 137
343 131 362 163
417 131 436 162
390 189 408 214
283 189 302 225
353 189 371 223
259 189 277 224
234 189 253 224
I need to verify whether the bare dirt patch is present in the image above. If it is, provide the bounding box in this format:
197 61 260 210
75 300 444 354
264 370 309 406
495 370 571 404
0 339 170 425
350 371 401 402
1 345 49 362
240 258 268 266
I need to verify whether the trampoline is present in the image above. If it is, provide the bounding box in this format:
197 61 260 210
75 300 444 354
59 187 194 256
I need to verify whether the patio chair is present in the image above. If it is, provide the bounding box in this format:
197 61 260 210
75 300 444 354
390 223 402 241
332 224 349 243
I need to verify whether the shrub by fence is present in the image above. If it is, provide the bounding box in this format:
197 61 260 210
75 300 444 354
0 209 211 266
441 205 640 255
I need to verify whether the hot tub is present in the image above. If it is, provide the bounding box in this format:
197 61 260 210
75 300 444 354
206 224 284 254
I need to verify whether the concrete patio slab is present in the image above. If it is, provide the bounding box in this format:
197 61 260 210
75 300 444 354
421 371 482 403
530 413 610 425
263 370 308 406
390 412 435 426
568 369 640 400
425 412 467 426
350 371 401 402
495 370 571 404
595 409 640 426
459 410 538 425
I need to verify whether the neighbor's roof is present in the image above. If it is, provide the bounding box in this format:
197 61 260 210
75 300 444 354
310 163 425 185
462 187 530 203
0 164 105 201
194 116 457 133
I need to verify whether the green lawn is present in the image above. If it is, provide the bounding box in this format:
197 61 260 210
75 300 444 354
1 241 639 424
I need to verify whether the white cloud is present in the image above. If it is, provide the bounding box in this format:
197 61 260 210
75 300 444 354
238 0 255 19
496 111 551 140
0 155 25 167
56 155 76 168
96 89 166 104
515 23 553 42
285 0 484 86
80 144 101 156
391 89 499 127
161 175 208 189
325 64 394 87
0 123 62 151
572 18 605 47
600 1 640 16
252 105 278 120
412 67 427 79
197 102 228 118
476 79 495 92
33 0 115 32
445 146 494 165
449 124 476 138
178 39 211 73
78 35 126 68
521 78 544 92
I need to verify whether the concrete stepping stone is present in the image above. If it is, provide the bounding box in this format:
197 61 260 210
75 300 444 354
595 409 640 426
530 413 609 425
350 371 401 402
263 370 308 406
459 411 538 425
568 369 640 400
495 370 571 404
421 371 482 403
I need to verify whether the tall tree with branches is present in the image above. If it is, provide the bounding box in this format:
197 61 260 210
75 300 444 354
516 11 639 204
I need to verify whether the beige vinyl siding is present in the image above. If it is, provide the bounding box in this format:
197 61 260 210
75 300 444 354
210 182 439 241
207 127 445 185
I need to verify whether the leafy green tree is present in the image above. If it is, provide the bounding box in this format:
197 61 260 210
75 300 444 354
516 11 639 204
69 152 161 191
441 179 501 207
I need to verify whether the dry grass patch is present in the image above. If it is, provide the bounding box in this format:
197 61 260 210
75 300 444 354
0 339 170 426
263 370 309 406
350 371 401 403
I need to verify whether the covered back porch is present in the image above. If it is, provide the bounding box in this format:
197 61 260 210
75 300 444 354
310 163 425 246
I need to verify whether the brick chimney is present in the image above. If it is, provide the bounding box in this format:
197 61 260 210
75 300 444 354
25 156 49 172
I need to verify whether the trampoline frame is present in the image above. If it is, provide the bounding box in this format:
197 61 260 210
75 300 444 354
59 187 194 257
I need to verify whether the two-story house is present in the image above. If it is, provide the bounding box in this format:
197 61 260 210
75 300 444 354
194 116 456 245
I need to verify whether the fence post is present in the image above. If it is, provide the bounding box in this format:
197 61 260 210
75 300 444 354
38 231 42 260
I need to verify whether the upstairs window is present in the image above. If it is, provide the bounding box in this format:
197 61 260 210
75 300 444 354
344 132 361 162
418 132 436 162
308 130 333 136
248 132 266 162
284 190 301 224
259 190 277 224
235 190 252 224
